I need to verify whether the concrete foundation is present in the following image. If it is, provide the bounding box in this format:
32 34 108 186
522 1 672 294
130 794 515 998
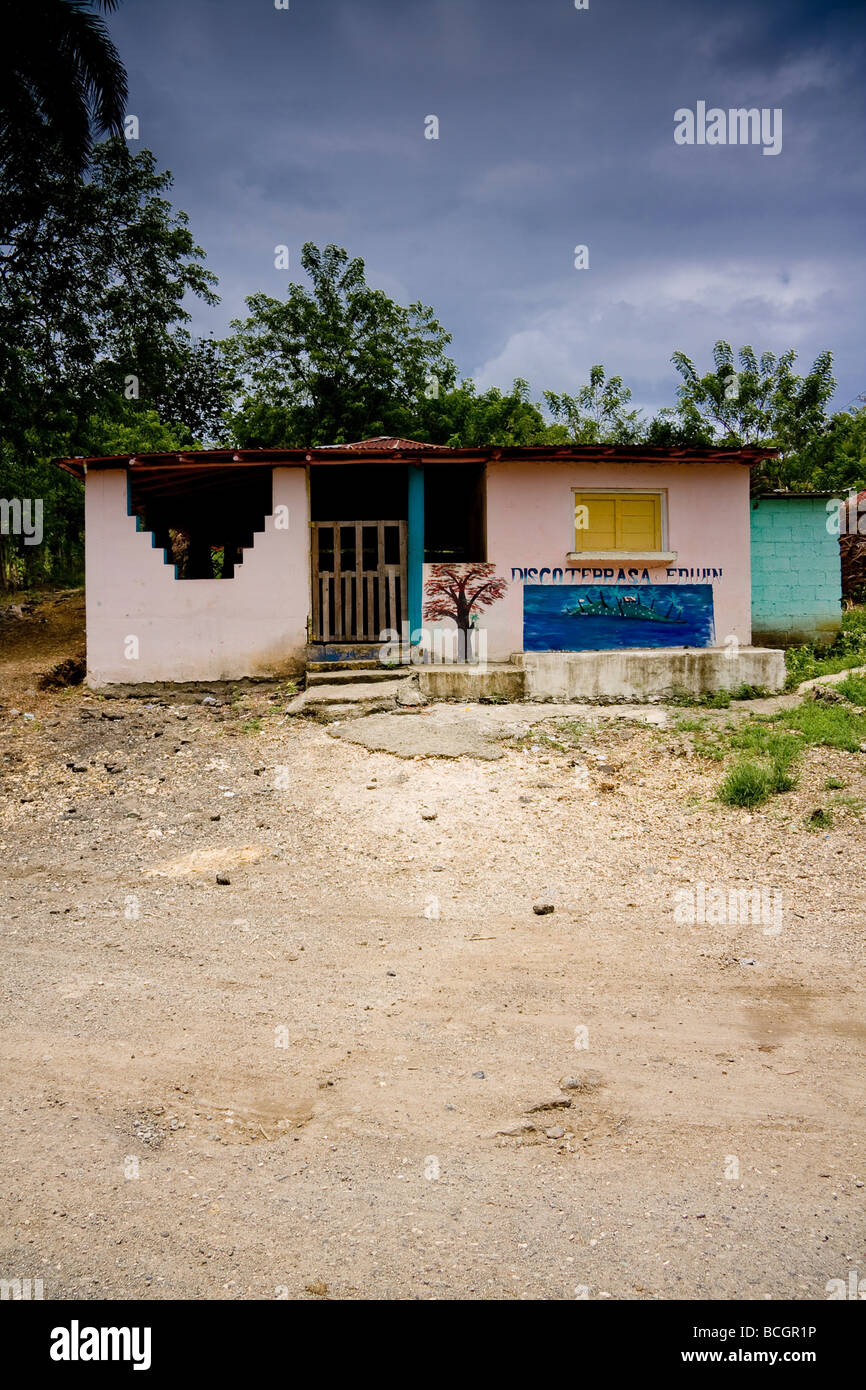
752 619 842 648
418 647 785 703
521 647 785 701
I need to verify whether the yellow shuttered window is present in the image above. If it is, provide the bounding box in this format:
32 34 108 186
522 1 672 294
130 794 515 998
573 492 662 552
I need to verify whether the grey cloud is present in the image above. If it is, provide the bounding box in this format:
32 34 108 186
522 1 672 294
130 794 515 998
111 0 865 409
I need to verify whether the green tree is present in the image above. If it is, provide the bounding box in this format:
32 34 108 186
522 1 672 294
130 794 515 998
77 401 194 458
644 414 714 447
0 138 218 453
544 365 644 444
0 138 219 588
224 243 456 447
0 0 127 248
778 407 866 494
418 378 557 447
659 341 836 455
148 336 235 444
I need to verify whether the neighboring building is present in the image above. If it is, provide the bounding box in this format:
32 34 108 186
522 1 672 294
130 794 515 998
750 492 842 647
838 490 866 601
55 437 785 696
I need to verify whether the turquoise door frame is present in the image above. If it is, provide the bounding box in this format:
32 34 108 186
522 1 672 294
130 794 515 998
408 463 424 640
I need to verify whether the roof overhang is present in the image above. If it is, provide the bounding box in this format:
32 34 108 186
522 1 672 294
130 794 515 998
53 443 780 483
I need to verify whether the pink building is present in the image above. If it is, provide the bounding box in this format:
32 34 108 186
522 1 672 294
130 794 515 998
55 437 784 696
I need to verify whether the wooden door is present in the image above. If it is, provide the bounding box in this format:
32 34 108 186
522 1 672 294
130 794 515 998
311 520 407 642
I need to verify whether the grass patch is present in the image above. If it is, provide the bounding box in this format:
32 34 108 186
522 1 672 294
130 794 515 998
512 730 563 753
662 652 866 810
730 683 771 700
767 754 798 794
835 672 866 706
805 807 833 831
671 716 710 733
727 725 802 769
552 718 590 739
784 606 866 688
667 683 770 709
691 733 727 761
687 720 801 777
668 686 731 708
712 697 865 806
775 699 866 752
715 729 799 805
718 760 773 808
511 722 592 756
513 719 589 753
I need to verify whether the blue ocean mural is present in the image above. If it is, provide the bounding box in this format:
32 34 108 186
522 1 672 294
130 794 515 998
523 584 715 651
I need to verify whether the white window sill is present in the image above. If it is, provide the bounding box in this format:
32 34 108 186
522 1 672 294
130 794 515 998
566 551 677 565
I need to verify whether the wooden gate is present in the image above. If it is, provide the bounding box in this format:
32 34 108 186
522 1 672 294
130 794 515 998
311 520 407 642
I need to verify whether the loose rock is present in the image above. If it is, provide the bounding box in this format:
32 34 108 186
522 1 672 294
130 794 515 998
559 1071 604 1093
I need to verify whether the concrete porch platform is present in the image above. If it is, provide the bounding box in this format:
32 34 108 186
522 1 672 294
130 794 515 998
417 647 785 703
417 662 527 702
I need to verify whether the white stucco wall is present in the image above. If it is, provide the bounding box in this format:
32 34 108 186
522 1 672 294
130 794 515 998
85 466 309 686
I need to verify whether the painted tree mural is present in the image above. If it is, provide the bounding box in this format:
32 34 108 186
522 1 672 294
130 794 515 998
423 563 508 661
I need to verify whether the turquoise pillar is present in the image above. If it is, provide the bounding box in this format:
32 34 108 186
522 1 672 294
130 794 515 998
408 463 424 641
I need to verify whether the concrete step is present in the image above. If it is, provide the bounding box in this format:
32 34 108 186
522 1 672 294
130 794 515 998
302 678 414 705
307 659 382 672
418 663 527 701
306 643 383 663
305 665 410 687
287 675 426 721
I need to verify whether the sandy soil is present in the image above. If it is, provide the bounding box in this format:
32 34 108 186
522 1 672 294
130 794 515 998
1 591 864 1301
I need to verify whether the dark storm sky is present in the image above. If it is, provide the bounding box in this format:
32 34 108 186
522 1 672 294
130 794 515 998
110 0 865 417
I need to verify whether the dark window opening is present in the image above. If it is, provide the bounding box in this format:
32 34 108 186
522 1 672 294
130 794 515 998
424 463 485 563
128 467 273 579
310 464 407 522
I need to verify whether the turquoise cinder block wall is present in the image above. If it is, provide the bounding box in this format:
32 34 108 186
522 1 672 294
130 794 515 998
750 495 841 645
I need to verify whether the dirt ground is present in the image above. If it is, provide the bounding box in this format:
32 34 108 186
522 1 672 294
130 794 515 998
1 591 864 1301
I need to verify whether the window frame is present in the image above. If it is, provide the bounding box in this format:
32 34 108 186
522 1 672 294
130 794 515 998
570 487 670 557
